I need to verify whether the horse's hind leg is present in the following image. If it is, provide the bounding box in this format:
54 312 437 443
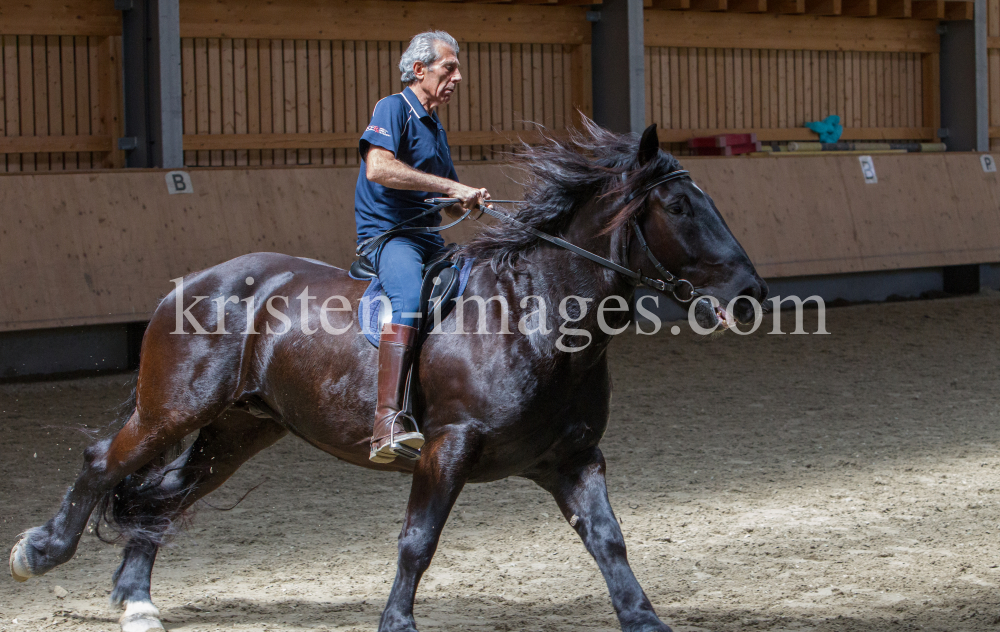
532 447 671 632
10 343 241 582
109 411 287 632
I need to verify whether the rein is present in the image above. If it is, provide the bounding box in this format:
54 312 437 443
362 169 700 304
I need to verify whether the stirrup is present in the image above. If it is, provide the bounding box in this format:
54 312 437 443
369 411 425 463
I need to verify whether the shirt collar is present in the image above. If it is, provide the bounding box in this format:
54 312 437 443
401 86 431 120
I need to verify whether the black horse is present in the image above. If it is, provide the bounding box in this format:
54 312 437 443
9 121 766 632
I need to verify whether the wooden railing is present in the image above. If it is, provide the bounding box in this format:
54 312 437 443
644 12 940 145
0 0 124 171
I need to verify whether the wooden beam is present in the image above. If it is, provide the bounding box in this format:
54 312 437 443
689 0 728 9
656 126 936 142
0 0 121 36
877 0 911 17
649 0 692 7
988 36 1000 50
841 0 878 15
180 0 590 45
805 0 842 14
770 0 806 13
990 126 1000 138
729 0 769 11
643 12 939 52
911 0 944 18
182 130 566 151
922 52 941 141
0 135 114 153
943 0 974 19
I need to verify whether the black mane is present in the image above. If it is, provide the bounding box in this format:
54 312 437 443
460 117 683 272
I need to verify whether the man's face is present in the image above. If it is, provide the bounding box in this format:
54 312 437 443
415 42 461 105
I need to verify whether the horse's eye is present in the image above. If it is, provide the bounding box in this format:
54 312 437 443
666 205 684 215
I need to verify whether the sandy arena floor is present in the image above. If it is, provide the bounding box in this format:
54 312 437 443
3 293 1000 632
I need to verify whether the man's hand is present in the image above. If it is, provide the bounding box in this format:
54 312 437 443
447 183 491 210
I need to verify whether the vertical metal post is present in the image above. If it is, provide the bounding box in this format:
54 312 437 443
119 0 183 168
939 0 988 151
590 0 645 134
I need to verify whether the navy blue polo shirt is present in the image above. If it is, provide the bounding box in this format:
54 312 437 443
355 86 458 246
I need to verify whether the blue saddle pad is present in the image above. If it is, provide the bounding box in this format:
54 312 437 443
353 258 474 347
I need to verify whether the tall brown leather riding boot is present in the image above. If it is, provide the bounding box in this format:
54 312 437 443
369 323 425 463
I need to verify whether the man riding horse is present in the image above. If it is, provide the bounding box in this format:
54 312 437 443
355 31 491 464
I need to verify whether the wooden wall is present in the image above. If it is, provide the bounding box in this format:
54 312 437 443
179 38 587 166
644 12 939 143
3 155 999 331
0 1 123 171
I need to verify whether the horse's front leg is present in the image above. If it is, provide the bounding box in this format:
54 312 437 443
533 447 672 632
379 429 480 632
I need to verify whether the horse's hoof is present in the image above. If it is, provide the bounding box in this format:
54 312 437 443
120 601 165 632
9 538 33 583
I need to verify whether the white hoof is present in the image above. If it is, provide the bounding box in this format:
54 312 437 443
120 601 165 632
9 538 33 583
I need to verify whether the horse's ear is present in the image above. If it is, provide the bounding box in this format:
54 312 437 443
638 124 660 165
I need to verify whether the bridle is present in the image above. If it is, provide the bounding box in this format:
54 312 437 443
358 169 701 303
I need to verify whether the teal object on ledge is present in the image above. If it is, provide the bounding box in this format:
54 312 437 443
805 115 844 143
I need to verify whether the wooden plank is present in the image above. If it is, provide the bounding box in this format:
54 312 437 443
728 0 768 11
283 39 297 165
646 47 656 126
0 40 5 172
840 0 878 16
221 38 235 165
320 40 333 165
542 44 554 128
943 1 974 19
552 43 564 130
296 39 310 165
502 43 514 133
877 0 912 16
513 43 524 126
0 1 120 37
706 48 717 129
181 129 569 149
531 43 544 126
97 36 123 168
21 36 37 171
343 40 357 164
989 36 1000 49
88 36 101 170
771 0 806 12
332 40 345 165
181 38 195 166
689 0 728 9
271 39 285 164
259 39 274 165
468 43 481 160
208 38 223 165
922 52 939 139
234 38 248 166
805 0 842 14
644 12 938 52
5 36 21 172
180 0 590 45
194 38 209 165
246 39 261 165
74 36 90 168
0 135 113 152
458 43 471 160
655 126 934 141
60 35 76 170
912 0 945 18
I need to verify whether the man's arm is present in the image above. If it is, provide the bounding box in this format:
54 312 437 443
366 147 489 210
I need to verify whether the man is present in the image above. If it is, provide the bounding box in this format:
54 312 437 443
355 31 490 464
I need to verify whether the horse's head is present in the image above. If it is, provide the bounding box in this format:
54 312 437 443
623 125 767 329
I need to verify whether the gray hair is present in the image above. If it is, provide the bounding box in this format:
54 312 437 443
399 31 460 85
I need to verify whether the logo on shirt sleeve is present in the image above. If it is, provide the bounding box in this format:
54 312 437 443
366 125 391 138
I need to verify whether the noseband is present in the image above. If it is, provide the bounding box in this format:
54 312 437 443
413 168 701 303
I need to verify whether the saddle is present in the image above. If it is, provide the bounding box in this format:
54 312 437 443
349 250 474 348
